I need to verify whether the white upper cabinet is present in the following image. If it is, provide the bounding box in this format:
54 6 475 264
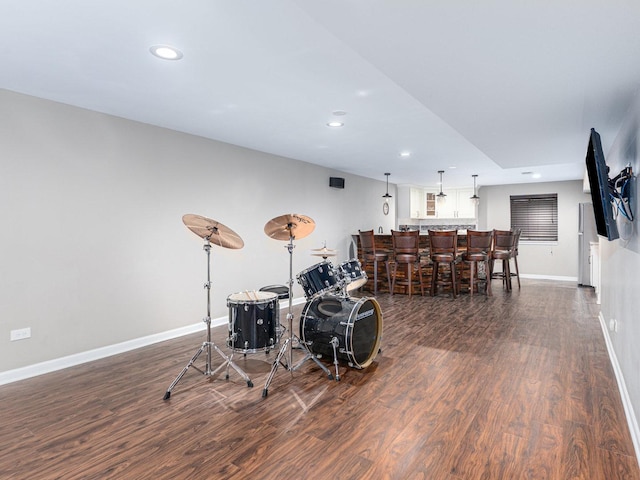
405 186 476 220
431 188 476 218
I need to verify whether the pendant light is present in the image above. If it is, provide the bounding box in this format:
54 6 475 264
382 173 392 215
436 170 447 205
470 174 480 205
382 173 392 202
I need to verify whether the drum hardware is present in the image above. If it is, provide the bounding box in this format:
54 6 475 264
163 215 252 401
329 337 341 381
262 214 334 398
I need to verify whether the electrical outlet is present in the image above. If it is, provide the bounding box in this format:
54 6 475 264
609 319 618 332
10 327 31 341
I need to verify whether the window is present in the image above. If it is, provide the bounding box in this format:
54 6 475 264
510 193 558 241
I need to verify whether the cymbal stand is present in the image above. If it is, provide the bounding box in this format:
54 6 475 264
262 234 333 397
164 239 252 400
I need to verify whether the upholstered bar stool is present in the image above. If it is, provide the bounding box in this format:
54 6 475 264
358 229 390 296
490 229 517 291
389 230 425 297
428 230 459 298
461 230 493 296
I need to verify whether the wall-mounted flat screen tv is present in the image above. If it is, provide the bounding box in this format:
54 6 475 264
585 128 619 240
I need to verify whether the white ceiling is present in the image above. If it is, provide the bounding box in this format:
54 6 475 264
2 1 640 189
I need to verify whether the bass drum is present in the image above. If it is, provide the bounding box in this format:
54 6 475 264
300 295 382 369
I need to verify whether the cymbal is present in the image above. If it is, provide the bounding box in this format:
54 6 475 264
182 214 244 249
264 214 315 241
311 246 337 256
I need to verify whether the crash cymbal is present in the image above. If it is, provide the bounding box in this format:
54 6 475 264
311 252 337 257
264 214 315 241
182 214 244 249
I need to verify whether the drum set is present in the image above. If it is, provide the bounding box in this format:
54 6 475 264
163 213 383 400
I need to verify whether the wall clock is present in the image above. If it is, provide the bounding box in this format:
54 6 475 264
383 202 389 215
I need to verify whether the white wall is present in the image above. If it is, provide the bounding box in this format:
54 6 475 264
598 91 640 446
478 180 591 279
0 89 396 372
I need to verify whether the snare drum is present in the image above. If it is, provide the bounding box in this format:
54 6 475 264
300 294 383 369
339 259 368 292
296 261 338 299
227 291 278 353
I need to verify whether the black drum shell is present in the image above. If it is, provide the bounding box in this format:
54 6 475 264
227 292 278 352
300 295 382 369
296 261 338 299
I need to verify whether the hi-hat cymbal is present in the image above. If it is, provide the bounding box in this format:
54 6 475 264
264 214 315 241
182 214 244 249
310 246 337 257
311 251 337 257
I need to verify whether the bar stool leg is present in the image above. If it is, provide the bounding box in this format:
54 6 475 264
430 262 438 296
373 259 379 296
450 261 457 298
385 261 391 294
390 262 397 296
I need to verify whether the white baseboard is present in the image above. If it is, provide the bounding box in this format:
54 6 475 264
0 296 306 386
599 312 640 466
520 274 578 282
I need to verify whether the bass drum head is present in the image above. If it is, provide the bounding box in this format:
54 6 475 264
300 295 382 369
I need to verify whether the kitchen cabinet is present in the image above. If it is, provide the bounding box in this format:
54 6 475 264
409 188 437 218
410 187 426 218
437 188 476 219
405 186 476 220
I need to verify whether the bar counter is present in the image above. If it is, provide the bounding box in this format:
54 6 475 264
352 232 471 295
352 232 467 255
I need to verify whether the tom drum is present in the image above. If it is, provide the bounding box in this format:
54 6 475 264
339 259 368 292
227 291 278 353
296 261 338 299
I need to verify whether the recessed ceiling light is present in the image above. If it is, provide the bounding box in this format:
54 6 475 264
327 121 344 128
532 173 541 179
332 110 347 116
399 151 411 158
149 45 183 60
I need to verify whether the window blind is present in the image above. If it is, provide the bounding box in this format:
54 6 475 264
510 194 558 241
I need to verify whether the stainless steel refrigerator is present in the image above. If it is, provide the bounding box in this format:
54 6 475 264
578 202 598 286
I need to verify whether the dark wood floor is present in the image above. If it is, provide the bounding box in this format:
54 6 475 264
1 280 638 479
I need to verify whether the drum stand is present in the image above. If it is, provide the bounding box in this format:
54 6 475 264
262 235 333 397
163 239 252 400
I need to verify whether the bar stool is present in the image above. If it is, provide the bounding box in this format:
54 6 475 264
490 229 517 291
461 230 493 296
358 229 390 295
510 228 522 289
389 230 425 297
428 230 459 298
